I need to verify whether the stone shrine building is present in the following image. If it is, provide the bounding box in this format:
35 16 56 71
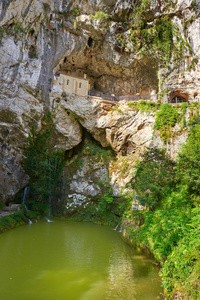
55 73 90 96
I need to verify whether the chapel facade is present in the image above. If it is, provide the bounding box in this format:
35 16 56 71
55 73 90 96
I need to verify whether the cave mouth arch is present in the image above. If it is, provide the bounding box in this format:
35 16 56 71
169 91 188 104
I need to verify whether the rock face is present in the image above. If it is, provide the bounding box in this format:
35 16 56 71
64 140 115 215
0 0 199 203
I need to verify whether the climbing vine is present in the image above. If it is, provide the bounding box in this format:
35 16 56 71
23 112 65 215
154 103 179 142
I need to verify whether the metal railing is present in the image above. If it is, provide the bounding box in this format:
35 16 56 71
118 94 158 101
88 90 103 98
88 90 158 102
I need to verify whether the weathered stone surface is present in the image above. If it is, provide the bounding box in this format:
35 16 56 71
0 0 199 203
0 147 29 203
64 142 114 214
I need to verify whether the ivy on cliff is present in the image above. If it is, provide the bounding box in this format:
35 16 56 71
154 103 179 142
23 112 65 215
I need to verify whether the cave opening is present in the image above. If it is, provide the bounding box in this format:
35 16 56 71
54 45 159 99
64 129 115 161
169 91 188 104
87 37 93 48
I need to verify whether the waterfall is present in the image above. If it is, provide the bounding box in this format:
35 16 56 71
48 159 52 219
113 221 121 231
22 186 30 210
45 216 53 223
22 187 33 224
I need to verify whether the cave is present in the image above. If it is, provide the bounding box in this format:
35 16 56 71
54 39 159 97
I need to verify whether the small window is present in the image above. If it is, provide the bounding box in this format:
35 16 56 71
67 79 70 85
79 82 82 88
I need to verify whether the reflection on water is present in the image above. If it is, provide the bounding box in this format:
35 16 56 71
0 221 163 300
107 256 136 300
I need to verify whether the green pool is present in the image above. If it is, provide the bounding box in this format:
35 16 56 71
0 221 163 300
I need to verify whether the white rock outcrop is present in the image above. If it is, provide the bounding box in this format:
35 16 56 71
0 0 199 202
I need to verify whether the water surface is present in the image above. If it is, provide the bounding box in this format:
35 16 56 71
0 221 163 300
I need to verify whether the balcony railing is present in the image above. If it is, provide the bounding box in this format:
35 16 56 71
88 90 158 102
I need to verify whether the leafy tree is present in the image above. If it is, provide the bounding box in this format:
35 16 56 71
23 113 65 214
177 124 200 195
132 148 176 210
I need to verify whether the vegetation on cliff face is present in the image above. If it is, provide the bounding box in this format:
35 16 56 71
132 148 176 210
23 113 65 215
66 141 126 226
123 124 200 299
1 1 200 298
127 99 160 112
114 0 194 68
154 103 180 142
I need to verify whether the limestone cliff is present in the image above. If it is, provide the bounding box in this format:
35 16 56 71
0 0 199 203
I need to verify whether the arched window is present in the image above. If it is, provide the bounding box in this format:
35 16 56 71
171 96 187 103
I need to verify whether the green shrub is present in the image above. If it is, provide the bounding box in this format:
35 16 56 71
161 205 200 298
177 124 200 194
89 10 112 25
124 132 200 298
181 102 188 114
127 100 160 113
72 6 81 18
154 103 179 142
132 148 176 210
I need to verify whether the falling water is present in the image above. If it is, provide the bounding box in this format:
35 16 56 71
22 187 33 224
45 216 53 223
114 221 121 231
22 186 30 210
